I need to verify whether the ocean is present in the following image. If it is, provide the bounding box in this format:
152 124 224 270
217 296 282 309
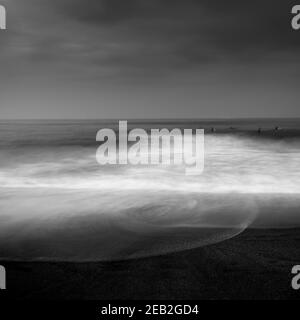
0 119 300 261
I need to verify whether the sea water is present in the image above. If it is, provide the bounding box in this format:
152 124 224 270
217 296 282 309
0 119 299 261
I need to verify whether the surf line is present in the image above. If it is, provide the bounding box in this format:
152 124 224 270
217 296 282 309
96 120 204 175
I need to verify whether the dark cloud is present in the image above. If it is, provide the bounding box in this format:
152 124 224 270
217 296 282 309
0 0 299 118
2 0 299 74
53 0 300 60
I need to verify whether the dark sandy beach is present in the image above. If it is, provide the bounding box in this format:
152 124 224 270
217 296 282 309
2 228 300 300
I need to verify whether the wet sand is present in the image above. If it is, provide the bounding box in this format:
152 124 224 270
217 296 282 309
2 228 300 300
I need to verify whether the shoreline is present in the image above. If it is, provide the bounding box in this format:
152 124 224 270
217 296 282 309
2 228 300 300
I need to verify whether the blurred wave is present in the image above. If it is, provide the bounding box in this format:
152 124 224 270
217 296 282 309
0 120 300 261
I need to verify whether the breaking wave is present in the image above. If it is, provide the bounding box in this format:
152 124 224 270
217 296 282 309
0 120 299 261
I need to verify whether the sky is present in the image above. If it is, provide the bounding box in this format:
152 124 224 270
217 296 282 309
0 0 299 119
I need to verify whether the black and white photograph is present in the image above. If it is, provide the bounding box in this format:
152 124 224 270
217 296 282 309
0 0 300 309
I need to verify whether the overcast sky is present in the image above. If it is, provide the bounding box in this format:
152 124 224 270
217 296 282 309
0 0 299 119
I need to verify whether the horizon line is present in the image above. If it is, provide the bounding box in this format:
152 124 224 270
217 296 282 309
1 117 300 121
